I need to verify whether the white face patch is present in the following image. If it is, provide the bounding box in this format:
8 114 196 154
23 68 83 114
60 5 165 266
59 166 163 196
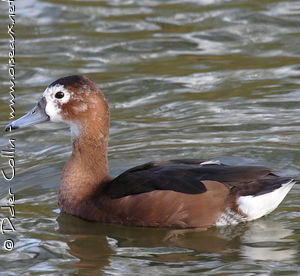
43 84 71 122
72 103 88 112
70 122 81 140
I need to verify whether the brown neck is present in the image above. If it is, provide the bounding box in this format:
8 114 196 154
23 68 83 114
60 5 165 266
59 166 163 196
58 111 111 212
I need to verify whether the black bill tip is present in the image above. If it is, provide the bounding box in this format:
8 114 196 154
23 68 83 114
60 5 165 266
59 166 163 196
5 123 18 132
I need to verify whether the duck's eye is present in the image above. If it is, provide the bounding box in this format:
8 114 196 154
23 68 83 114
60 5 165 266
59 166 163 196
55 91 64 99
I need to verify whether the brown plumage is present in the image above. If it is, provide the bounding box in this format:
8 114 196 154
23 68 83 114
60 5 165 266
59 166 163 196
5 75 297 228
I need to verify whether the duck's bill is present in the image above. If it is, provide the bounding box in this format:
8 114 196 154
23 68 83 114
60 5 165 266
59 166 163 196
5 97 49 132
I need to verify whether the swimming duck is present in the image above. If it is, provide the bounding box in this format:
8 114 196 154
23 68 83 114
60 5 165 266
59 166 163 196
5 75 297 227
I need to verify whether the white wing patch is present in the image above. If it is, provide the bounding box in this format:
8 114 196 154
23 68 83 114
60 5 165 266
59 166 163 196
216 179 295 226
237 180 295 221
200 160 221 166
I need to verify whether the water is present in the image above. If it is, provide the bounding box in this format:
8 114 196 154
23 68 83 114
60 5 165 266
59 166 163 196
0 0 300 274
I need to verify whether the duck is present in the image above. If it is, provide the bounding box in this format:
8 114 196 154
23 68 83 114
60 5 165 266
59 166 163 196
5 75 297 228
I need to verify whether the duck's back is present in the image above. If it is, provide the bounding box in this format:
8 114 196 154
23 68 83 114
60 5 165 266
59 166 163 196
95 159 295 227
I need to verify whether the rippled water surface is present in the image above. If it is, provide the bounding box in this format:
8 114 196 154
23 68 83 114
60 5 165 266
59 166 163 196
0 0 300 274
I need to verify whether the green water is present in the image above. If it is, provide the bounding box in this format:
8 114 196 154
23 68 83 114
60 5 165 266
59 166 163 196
0 0 300 274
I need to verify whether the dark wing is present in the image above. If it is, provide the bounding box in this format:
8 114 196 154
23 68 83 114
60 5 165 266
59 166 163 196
103 159 287 199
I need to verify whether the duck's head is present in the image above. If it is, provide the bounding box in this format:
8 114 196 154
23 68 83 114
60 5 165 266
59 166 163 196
5 75 109 140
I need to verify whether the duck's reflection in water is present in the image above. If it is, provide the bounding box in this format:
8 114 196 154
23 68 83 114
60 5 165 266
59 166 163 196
57 214 296 272
240 220 296 262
